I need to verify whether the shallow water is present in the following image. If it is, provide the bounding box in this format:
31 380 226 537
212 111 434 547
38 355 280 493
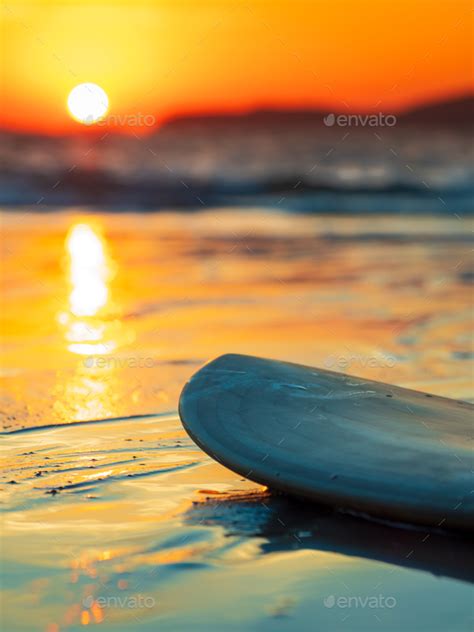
1 209 473 631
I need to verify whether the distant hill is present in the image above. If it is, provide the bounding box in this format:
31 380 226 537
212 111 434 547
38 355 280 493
398 94 473 128
161 94 473 131
0 93 471 142
160 108 329 130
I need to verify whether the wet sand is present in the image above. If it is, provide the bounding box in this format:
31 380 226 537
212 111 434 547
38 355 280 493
1 209 473 630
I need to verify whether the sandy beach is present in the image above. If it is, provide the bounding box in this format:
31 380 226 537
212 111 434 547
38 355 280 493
1 209 472 631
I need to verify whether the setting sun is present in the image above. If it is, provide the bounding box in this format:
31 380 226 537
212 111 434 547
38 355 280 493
67 83 109 125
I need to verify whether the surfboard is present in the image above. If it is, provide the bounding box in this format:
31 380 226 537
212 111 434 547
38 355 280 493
179 354 473 531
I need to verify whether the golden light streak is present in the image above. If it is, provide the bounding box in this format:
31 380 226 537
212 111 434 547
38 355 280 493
67 223 109 318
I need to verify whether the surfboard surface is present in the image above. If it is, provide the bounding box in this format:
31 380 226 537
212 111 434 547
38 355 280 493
179 354 473 530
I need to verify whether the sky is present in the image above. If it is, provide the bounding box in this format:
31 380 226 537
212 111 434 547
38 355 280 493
2 0 473 134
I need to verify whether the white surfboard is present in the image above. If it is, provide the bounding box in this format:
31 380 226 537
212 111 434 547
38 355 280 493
179 354 473 530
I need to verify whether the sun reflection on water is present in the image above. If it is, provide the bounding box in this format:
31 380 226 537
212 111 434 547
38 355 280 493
55 220 133 421
57 221 128 356
67 223 110 317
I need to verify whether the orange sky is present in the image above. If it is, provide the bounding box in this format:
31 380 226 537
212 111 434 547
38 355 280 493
2 0 473 134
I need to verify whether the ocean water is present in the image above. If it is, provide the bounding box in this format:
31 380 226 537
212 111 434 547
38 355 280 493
2 122 473 213
1 209 473 631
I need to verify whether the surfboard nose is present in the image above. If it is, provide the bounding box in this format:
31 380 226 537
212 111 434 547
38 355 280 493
179 354 474 531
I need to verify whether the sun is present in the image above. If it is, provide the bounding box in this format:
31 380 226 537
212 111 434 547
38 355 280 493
67 83 109 125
